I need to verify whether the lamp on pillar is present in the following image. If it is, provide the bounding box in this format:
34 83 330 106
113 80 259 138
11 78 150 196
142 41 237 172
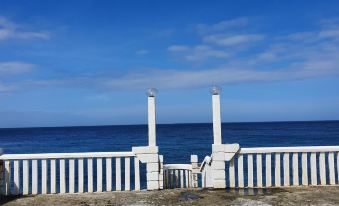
146 88 158 147
210 86 222 145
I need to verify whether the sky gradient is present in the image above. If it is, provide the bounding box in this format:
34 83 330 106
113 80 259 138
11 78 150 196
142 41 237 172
1 0 339 128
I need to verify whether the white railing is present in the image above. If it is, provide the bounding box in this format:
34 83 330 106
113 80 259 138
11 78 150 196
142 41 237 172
0 151 141 195
163 164 193 189
224 146 339 188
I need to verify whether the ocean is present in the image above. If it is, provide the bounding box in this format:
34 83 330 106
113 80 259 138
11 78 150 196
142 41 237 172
1 121 339 164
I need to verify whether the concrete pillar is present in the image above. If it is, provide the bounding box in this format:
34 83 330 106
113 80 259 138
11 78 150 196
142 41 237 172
212 94 222 145
148 96 156 146
191 155 199 188
210 86 226 188
131 88 160 190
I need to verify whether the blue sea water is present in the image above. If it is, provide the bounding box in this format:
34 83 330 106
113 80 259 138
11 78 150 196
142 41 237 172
1 121 339 164
1 121 339 191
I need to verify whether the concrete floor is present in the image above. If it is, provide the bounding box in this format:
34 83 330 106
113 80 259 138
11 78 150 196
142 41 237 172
1 187 339 205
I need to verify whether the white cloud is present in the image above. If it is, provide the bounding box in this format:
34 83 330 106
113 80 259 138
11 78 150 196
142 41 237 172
0 62 35 76
2 18 339 93
196 17 249 34
136 49 149 55
203 34 264 46
168 45 230 61
0 16 50 41
167 45 189 52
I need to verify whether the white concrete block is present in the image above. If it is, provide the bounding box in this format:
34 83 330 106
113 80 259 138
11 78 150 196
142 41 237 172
213 180 226 188
212 152 225 161
212 144 225 152
191 155 198 163
146 163 159 172
224 144 240 153
212 169 225 180
147 180 159 190
138 154 159 163
147 172 159 181
132 146 158 154
212 161 225 169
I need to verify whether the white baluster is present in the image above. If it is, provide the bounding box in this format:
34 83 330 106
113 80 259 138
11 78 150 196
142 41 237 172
125 157 130 191
134 157 140 191
229 159 235 188
50 159 56 193
283 153 290 186
87 158 93 193
78 158 84 193
69 159 75 193
301 153 308 186
106 158 112 191
275 153 281 187
292 153 299 186
116 157 121 191
238 154 244 188
32 160 38 194
248 154 254 188
329 152 335 185
13 160 20 195
60 159 66 193
256 154 262 188
319 152 326 185
41 159 47 194
97 158 102 192
310 153 317 185
266 154 271 187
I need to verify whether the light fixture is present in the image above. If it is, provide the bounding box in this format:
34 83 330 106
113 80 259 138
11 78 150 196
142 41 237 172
210 86 222 95
146 88 158 97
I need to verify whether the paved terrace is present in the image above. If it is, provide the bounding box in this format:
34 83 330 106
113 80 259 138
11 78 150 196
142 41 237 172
2 187 339 206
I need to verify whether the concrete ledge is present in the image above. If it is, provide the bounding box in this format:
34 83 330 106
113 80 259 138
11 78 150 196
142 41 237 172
132 146 158 154
137 154 159 163
212 144 240 153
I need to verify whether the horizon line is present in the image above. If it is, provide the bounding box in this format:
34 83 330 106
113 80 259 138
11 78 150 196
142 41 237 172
0 119 338 130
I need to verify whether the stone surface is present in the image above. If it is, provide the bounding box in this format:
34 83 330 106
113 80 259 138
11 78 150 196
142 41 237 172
3 187 339 206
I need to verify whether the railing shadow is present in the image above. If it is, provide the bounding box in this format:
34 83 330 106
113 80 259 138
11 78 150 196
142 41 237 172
0 195 28 205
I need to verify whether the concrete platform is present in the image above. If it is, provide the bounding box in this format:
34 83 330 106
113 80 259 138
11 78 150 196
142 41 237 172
2 187 339 205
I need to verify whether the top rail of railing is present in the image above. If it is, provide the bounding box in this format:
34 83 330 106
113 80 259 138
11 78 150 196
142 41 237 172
0 151 135 160
239 145 339 154
163 164 192 170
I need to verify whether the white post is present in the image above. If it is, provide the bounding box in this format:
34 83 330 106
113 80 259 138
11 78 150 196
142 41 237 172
148 96 156 146
211 87 222 145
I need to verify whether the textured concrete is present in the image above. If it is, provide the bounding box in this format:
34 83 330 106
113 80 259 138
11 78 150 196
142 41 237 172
2 187 339 205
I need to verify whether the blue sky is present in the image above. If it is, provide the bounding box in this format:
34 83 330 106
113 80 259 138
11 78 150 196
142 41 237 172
1 0 339 128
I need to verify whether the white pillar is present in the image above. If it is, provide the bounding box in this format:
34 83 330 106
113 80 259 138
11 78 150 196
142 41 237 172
212 94 222 145
148 96 156 146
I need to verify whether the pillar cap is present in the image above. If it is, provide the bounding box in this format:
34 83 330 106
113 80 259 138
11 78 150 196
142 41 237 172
210 86 221 95
146 88 158 97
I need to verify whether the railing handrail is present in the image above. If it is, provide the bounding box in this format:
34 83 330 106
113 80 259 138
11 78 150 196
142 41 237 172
0 151 135 160
239 145 339 154
163 164 192 170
